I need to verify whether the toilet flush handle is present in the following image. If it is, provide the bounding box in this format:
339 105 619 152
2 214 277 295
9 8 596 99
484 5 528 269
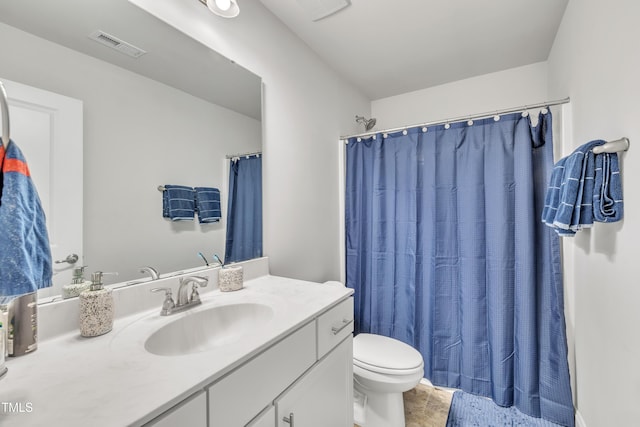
283 412 294 426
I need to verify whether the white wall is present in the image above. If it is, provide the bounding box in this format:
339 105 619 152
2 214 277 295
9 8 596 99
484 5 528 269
129 0 370 283
0 23 261 284
547 1 640 425
371 62 549 130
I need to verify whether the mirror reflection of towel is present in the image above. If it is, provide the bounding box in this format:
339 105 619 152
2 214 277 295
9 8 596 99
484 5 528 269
195 187 221 223
162 185 195 221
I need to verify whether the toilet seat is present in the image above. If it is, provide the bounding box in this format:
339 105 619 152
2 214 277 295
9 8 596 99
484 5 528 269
354 333 423 376
354 358 423 376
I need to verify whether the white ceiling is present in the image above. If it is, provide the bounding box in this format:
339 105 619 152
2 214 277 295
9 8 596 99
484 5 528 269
260 0 569 100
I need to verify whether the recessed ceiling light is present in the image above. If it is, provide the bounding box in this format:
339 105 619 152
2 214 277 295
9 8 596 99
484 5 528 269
205 0 240 18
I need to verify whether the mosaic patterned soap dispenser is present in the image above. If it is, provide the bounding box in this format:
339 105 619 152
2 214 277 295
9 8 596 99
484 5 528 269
62 265 91 299
79 271 114 337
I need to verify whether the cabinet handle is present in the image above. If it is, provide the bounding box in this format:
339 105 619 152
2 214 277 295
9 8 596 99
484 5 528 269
283 412 294 426
331 318 353 335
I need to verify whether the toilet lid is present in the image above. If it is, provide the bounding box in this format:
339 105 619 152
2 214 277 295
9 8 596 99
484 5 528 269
353 334 423 373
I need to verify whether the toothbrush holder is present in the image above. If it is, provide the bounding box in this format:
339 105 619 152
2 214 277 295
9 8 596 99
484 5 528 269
218 265 243 292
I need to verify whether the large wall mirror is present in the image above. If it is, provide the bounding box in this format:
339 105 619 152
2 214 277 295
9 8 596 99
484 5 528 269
0 0 262 300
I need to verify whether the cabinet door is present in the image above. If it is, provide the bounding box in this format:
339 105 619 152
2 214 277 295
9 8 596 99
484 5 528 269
275 336 353 427
145 391 207 427
209 321 316 426
247 406 276 427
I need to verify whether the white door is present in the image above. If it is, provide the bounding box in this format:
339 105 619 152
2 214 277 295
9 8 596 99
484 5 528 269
0 77 83 300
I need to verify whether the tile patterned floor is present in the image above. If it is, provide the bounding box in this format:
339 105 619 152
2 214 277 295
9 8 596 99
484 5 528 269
355 383 453 427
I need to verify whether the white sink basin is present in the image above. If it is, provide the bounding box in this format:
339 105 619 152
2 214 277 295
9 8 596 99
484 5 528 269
144 303 274 356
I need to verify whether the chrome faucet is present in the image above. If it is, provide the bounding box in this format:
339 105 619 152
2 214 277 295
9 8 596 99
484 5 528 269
139 266 160 280
177 276 208 306
150 275 208 316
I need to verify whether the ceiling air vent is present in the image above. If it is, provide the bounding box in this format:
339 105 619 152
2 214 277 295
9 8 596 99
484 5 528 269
88 30 147 58
296 0 351 21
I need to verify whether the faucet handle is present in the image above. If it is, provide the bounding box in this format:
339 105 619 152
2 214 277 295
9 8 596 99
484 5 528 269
150 287 175 316
187 276 208 304
190 284 201 304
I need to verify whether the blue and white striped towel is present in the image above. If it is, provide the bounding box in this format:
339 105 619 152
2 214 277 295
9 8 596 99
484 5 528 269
542 140 623 236
594 151 623 222
195 187 221 223
162 185 195 221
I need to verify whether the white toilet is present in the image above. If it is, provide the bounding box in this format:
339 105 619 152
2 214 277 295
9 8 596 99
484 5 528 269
353 333 424 427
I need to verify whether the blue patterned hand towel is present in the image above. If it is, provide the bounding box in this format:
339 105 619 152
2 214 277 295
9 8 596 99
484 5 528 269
0 140 53 303
542 139 624 236
162 185 195 221
593 152 623 222
195 187 221 223
541 156 568 231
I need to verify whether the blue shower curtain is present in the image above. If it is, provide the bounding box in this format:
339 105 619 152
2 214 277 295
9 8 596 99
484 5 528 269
225 155 262 264
345 111 574 426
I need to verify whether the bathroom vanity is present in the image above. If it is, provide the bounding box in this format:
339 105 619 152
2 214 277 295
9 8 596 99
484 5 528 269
0 259 354 426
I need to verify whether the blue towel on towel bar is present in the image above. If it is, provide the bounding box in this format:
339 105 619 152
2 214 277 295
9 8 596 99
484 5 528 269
195 187 221 223
162 185 195 221
594 152 623 222
542 139 624 236
541 156 572 234
0 140 53 303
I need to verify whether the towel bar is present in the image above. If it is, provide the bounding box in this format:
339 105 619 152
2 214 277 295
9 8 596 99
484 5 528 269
592 137 630 154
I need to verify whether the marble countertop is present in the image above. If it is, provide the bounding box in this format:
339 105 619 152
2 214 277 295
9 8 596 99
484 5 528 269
0 275 353 426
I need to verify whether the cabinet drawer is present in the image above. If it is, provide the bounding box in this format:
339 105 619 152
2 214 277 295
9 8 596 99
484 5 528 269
144 391 207 427
316 297 353 359
208 321 316 427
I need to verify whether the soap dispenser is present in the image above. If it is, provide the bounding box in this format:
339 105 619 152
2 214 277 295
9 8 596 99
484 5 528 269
79 271 114 337
62 266 91 299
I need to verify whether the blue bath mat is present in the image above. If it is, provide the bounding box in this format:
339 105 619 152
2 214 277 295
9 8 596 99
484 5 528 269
446 391 567 427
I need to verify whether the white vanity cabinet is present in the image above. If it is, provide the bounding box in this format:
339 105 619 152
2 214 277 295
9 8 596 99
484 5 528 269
272 297 354 427
208 296 354 427
144 391 207 427
0 273 355 427
142 296 354 427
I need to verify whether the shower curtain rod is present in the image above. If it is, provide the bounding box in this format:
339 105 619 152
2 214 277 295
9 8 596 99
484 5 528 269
340 97 571 140
225 150 261 159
